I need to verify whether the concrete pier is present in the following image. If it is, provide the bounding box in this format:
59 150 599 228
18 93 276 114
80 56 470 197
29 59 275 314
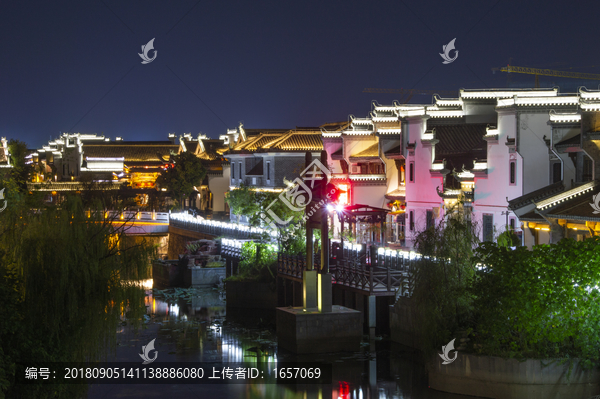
276 305 362 354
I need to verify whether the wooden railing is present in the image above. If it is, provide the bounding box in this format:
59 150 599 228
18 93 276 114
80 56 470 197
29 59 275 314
220 238 417 297
277 251 413 296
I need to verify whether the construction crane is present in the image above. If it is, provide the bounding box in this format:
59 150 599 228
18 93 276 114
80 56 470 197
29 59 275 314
491 65 600 88
362 88 458 103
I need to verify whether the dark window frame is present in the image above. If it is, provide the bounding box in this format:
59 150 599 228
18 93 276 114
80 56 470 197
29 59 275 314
509 160 516 185
483 214 494 242
426 209 434 230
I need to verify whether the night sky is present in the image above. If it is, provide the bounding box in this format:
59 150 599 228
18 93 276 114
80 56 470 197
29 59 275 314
1 0 599 148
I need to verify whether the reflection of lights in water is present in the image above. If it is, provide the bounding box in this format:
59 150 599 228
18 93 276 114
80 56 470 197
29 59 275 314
169 304 179 317
122 279 153 289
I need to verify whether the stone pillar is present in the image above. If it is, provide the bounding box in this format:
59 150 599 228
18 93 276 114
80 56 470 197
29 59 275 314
303 270 317 309
368 295 376 339
318 273 332 313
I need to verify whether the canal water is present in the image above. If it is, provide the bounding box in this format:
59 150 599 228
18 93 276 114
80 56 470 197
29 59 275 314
88 285 474 399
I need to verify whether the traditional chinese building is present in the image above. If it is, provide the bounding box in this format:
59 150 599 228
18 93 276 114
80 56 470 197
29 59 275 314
354 87 600 248
223 123 331 223
507 88 600 246
178 133 230 215
321 114 403 244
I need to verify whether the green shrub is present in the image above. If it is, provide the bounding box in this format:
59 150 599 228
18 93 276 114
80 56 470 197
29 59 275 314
226 242 277 283
472 237 600 367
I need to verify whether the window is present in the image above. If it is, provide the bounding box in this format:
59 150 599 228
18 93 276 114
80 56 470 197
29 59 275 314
509 160 516 185
266 161 271 181
552 162 561 184
409 210 415 231
509 217 516 230
239 163 242 180
231 162 235 179
483 214 494 242
409 162 414 183
426 210 434 230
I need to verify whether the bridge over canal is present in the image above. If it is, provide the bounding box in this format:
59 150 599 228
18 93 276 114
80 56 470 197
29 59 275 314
165 213 417 335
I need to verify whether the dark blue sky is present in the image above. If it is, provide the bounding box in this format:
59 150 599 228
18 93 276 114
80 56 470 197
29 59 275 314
1 0 599 147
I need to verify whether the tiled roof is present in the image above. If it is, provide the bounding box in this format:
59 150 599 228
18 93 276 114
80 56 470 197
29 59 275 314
556 133 580 148
185 142 199 153
229 130 323 153
83 142 178 162
331 147 344 160
385 186 406 199
320 121 350 131
195 140 229 161
508 181 564 210
375 122 401 129
350 143 379 158
384 145 401 155
546 186 600 222
278 133 322 151
434 124 487 157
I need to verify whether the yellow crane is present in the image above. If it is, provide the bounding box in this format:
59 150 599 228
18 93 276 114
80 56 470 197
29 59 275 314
362 88 458 103
491 65 600 88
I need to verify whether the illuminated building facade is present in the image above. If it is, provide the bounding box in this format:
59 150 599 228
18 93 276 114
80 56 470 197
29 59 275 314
223 123 330 223
177 133 230 214
371 87 600 248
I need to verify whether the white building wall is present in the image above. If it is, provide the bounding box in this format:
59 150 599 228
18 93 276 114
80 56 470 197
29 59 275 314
383 155 398 193
518 112 554 193
404 116 444 246
352 185 388 208
473 111 523 238
208 165 230 212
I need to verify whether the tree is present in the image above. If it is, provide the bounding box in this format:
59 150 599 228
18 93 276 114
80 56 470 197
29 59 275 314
7 139 32 194
156 152 206 210
0 193 155 398
225 184 306 254
410 200 479 353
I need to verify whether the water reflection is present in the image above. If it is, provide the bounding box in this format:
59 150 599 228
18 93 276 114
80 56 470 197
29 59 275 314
91 286 472 399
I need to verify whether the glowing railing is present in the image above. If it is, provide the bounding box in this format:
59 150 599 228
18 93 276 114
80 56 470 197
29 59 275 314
169 212 277 240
